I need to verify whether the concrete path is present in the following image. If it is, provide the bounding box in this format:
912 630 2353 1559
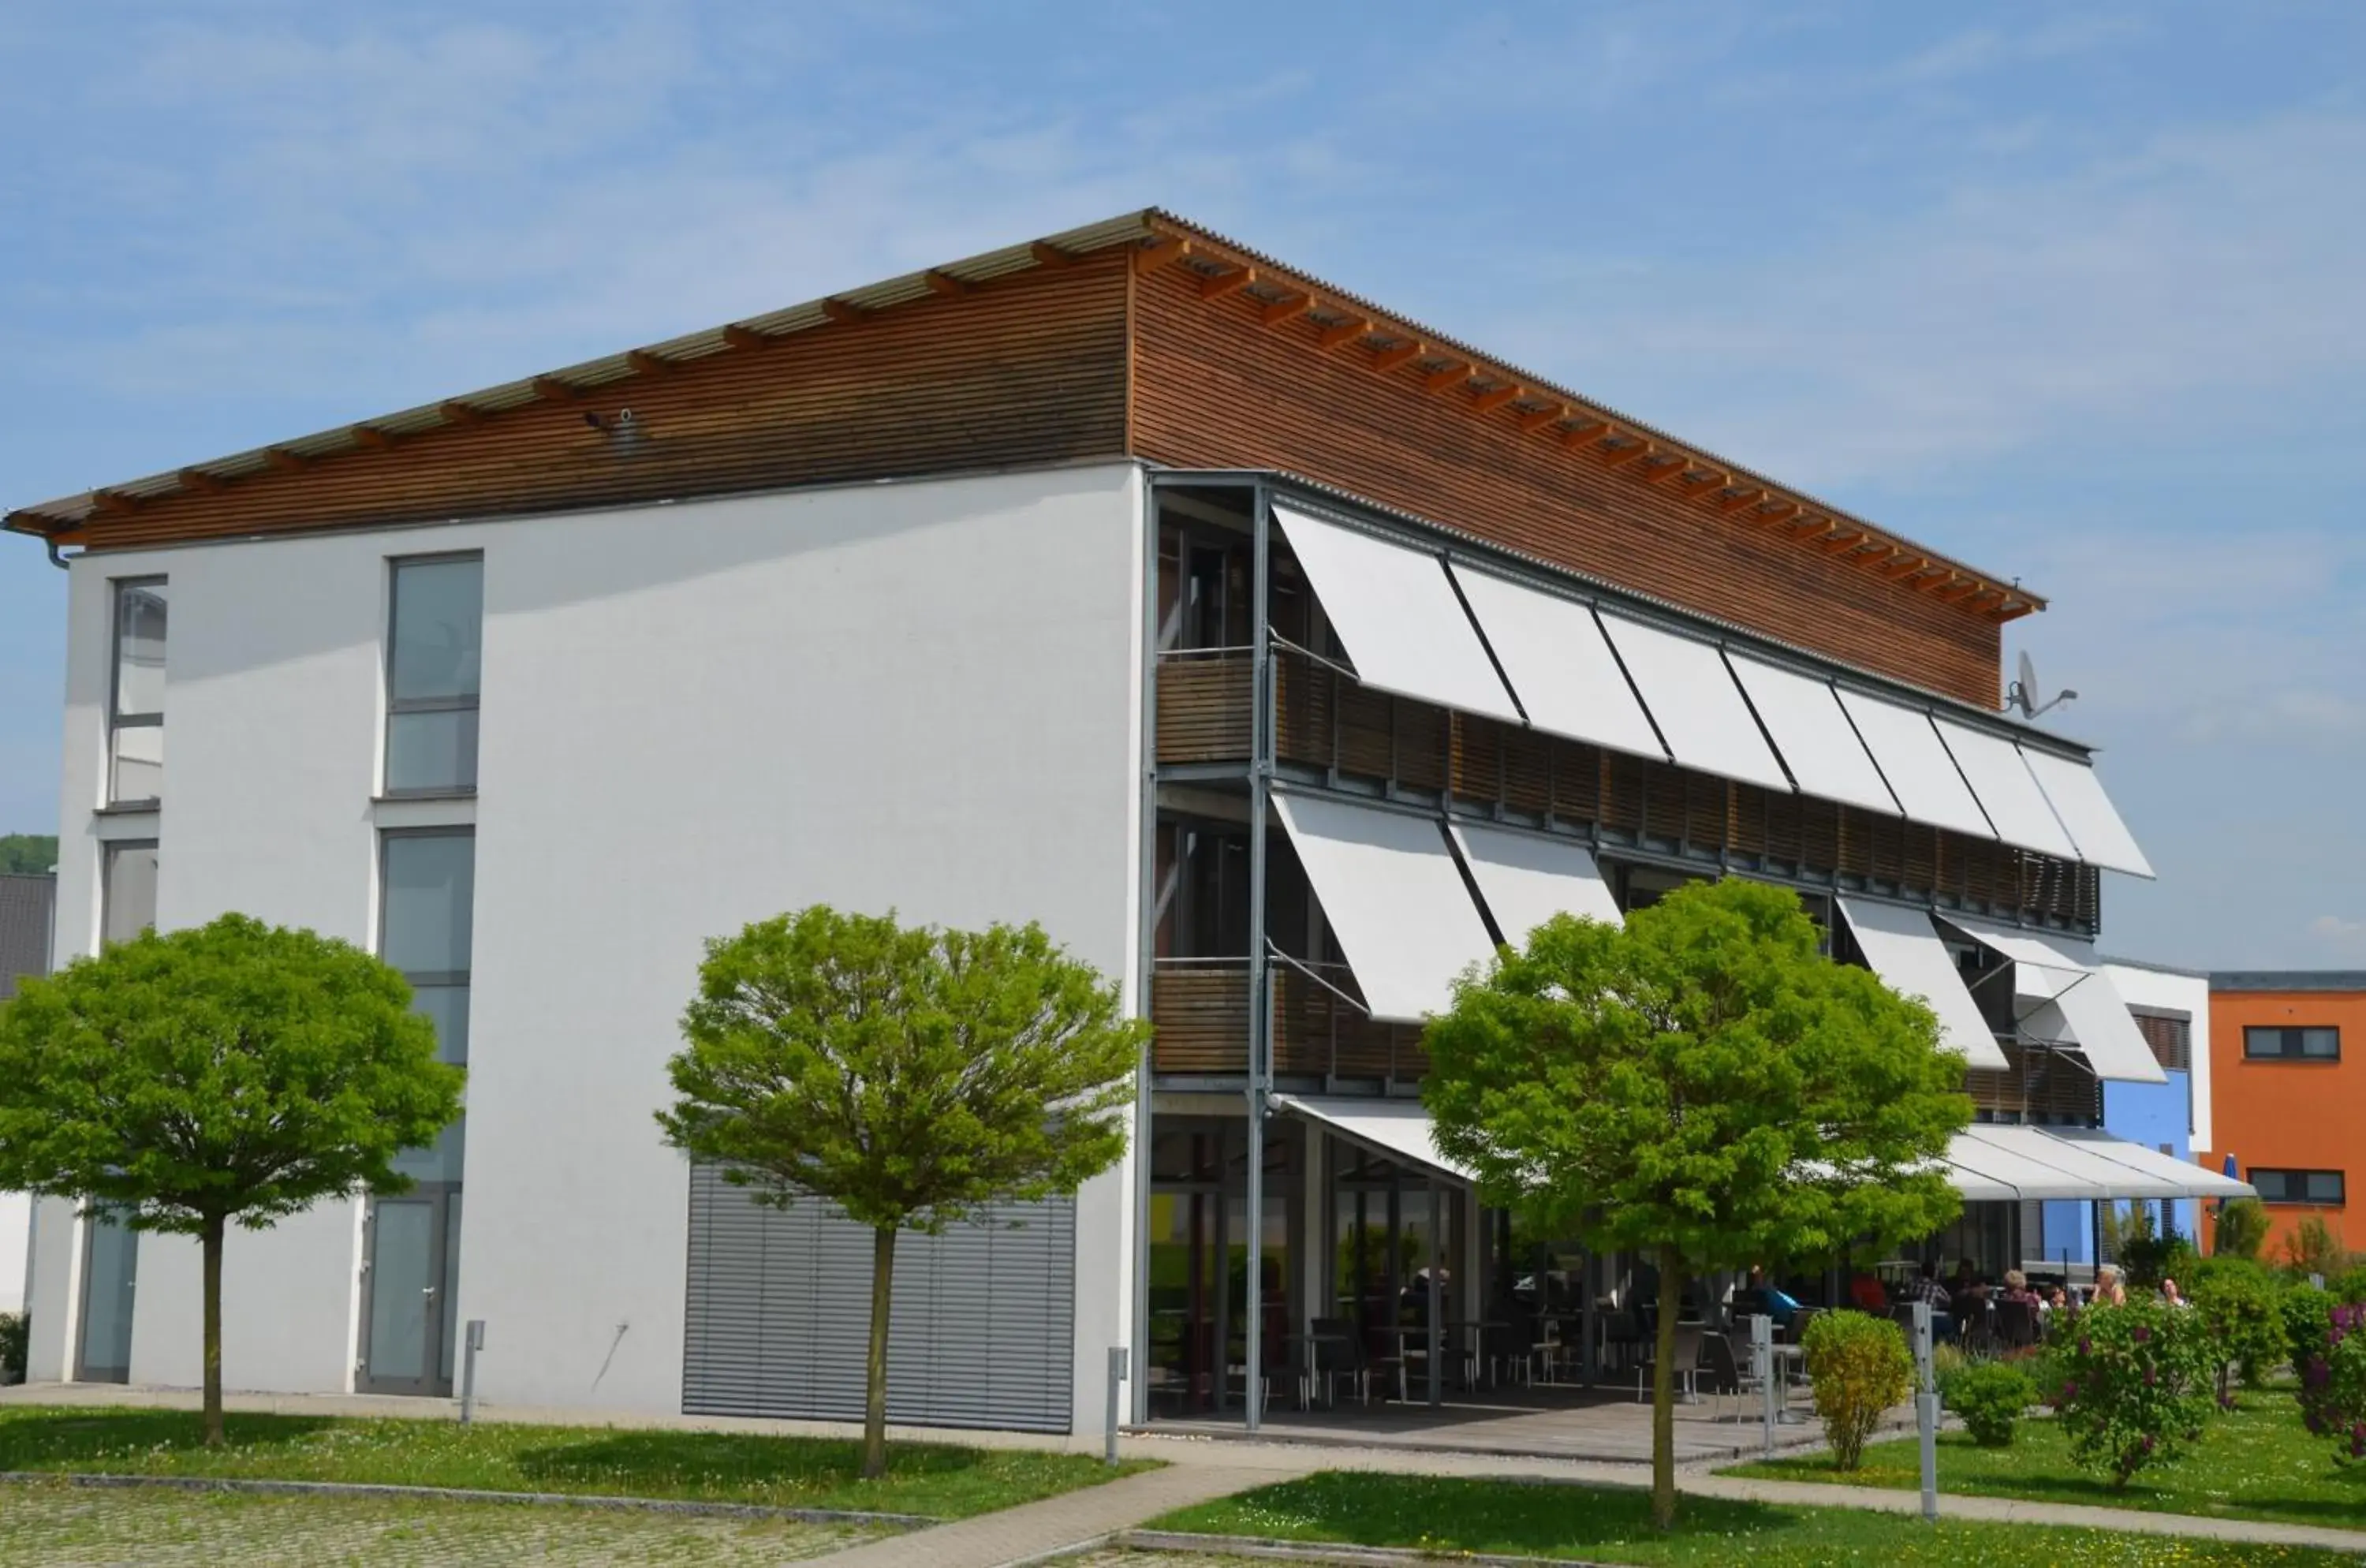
803 1463 1304 1568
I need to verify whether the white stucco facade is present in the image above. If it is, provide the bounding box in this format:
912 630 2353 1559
26 462 1148 1434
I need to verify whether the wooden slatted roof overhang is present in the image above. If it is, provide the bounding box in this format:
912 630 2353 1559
3 207 2041 622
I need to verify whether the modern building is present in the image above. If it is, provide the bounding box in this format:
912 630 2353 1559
0 870 57 1316
6 211 2247 1434
2200 973 2365 1262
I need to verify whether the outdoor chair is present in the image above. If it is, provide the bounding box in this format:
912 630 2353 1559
1486 1316 1546 1387
1994 1298 2039 1350
1700 1331 1756 1421
1635 1323 1704 1403
1308 1316 1371 1406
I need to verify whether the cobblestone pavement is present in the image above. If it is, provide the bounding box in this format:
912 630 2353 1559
0 1481 883 1567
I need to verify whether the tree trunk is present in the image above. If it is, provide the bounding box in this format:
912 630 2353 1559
201 1213 226 1447
1651 1245 1685 1532
863 1225 897 1480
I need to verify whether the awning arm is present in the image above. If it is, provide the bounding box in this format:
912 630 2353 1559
1266 939 1372 1016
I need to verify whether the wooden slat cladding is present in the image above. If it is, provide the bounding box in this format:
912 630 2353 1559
1129 260 2002 707
1150 961 1426 1085
75 253 1133 551
1155 655 1254 763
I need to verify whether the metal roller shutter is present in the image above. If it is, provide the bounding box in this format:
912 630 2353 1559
682 1164 1076 1433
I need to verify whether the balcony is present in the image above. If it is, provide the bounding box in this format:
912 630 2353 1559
1149 958 1428 1085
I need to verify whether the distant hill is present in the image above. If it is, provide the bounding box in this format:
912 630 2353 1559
0 835 58 875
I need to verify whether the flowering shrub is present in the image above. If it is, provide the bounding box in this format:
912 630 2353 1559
2284 1283 2336 1376
2046 1296 2219 1487
1940 1357 2036 1447
1801 1309 1913 1472
2297 1303 2366 1464
2189 1258 2286 1391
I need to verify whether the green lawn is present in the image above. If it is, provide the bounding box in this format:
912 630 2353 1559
1146 1472 2359 1567
1728 1388 2366 1531
0 1406 1148 1520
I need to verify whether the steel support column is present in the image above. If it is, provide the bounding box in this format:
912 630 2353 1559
1244 480 1274 1432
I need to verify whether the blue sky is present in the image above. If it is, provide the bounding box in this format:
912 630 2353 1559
2 2 2360 969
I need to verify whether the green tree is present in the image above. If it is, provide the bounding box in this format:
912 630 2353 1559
656 906 1147 1480
2213 1197 2270 1261
1424 879 1970 1529
0 914 463 1444
0 834 58 875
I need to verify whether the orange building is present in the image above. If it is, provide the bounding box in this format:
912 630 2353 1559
2200 973 2366 1261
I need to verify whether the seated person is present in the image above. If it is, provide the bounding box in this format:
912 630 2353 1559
1898 1262 1954 1337
2000 1268 2040 1306
1735 1267 1803 1328
1849 1269 1889 1312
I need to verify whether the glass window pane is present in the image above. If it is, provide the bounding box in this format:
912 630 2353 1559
390 559 482 704
109 724 163 805
77 1208 140 1381
382 834 475 976
103 845 159 945
390 1115 466 1183
440 1192 465 1385
385 708 479 793
2302 1028 2341 1059
2252 1170 2289 1201
2305 1172 2344 1204
113 582 168 719
410 984 469 1066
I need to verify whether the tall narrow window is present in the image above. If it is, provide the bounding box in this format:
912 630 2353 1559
385 556 483 795
102 842 159 946
379 830 474 1182
108 579 168 805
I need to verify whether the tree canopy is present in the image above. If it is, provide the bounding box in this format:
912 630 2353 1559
658 905 1146 1475
1423 878 1972 1526
0 913 465 1441
0 834 58 875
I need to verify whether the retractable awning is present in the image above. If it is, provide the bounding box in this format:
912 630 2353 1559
1730 655 1901 816
1446 564 1665 759
1838 690 1997 840
1936 719 2081 861
1273 506 1523 723
1449 821 1621 949
1598 613 1793 792
1835 899 2011 1070
1943 1125 2246 1202
1942 918 2167 1085
1270 1094 1473 1185
2022 749 2155 879
1272 792 1498 1024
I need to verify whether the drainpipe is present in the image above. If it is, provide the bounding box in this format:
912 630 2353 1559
44 523 74 570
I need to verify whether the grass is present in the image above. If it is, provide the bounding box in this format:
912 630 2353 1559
0 1479 872 1566
1146 1472 2360 1566
0 1405 1149 1519
1727 1387 2366 1531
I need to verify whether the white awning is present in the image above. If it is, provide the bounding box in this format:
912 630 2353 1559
1273 506 1523 723
1835 899 2011 1070
1449 821 1622 949
2044 1128 2255 1200
1942 919 2168 1085
1935 719 2080 861
1446 566 1665 759
2022 749 2155 879
1837 690 1997 839
1273 793 1499 1024
1944 1125 2234 1202
1730 656 1901 816
1271 1093 1473 1185
1598 614 1793 791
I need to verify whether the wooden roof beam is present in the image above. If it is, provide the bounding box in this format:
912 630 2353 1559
1717 487 1767 513
1136 236 1192 270
1028 241 1077 268
1200 265 1256 300
91 488 144 515
1519 402 1569 433
439 399 489 424
532 375 581 399
922 269 970 297
1261 293 1313 328
1369 340 1426 373
176 468 227 494
1469 383 1524 414
821 297 868 326
350 426 395 451
1879 553 1931 580
720 325 772 353
1601 439 1658 469
1643 457 1696 485
1316 317 1372 351
1422 363 1472 395
263 447 310 474
1559 417 1610 446
1751 500 1802 526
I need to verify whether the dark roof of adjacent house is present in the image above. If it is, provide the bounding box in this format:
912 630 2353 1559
0 873 54 1000
2210 971 2366 993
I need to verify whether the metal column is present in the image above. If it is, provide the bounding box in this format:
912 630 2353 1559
1244 482 1274 1432
1427 1178 1444 1407
1131 475 1162 1427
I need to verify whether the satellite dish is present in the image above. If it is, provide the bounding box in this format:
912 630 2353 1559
2006 650 2079 720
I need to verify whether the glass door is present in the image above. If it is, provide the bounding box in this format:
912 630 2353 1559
360 1185 456 1397
75 1208 139 1383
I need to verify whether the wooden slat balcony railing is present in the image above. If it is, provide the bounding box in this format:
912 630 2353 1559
1149 958 1429 1085
1154 650 1253 764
